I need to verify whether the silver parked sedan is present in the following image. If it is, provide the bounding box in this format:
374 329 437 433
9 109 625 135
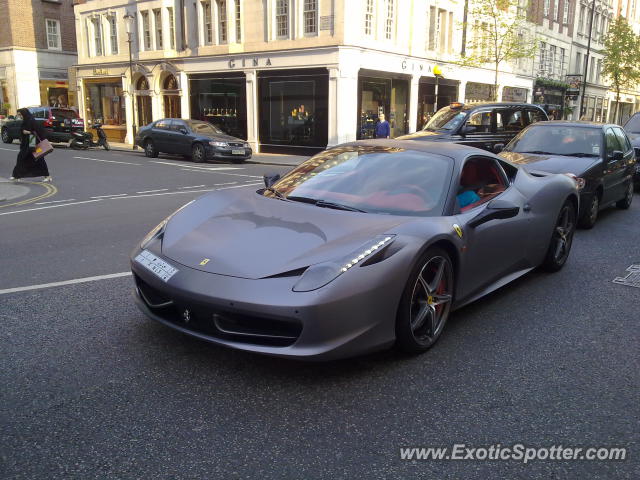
131 141 579 360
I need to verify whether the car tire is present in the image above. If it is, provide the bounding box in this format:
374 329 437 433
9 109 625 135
396 247 454 354
191 143 206 163
616 181 634 209
1 128 12 144
541 200 577 272
144 139 159 158
578 193 599 229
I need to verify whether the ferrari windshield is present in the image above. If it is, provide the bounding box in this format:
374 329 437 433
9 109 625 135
263 146 453 216
423 107 467 131
505 125 602 157
188 121 224 136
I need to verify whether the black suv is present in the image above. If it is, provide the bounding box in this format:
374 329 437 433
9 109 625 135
621 112 640 188
1 106 84 144
398 102 549 153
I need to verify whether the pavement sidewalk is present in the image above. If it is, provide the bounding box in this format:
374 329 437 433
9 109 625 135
108 142 310 167
0 177 30 202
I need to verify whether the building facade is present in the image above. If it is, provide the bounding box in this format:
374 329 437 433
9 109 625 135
72 0 535 149
0 0 78 117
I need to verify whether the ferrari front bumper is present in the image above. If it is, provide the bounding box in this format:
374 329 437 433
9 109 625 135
130 246 413 360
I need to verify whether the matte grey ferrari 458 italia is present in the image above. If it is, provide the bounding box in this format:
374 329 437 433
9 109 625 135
131 141 580 360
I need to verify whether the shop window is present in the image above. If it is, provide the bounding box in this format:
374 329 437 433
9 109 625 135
136 77 152 127
358 76 408 139
190 74 247 139
163 75 181 119
85 81 125 126
46 19 61 50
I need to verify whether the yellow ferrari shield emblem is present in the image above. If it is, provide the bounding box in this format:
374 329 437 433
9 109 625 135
453 224 463 238
199 258 210 266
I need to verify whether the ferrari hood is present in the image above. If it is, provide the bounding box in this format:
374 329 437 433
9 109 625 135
397 130 449 141
499 151 598 176
161 188 407 279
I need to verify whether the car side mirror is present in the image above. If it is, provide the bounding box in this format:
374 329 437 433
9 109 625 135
180 128 188 135
468 199 520 228
609 150 624 161
461 125 476 136
263 173 281 189
493 143 505 153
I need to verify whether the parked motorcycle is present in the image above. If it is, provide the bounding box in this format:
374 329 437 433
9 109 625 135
70 123 110 151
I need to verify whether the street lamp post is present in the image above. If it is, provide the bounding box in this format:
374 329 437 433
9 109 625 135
579 0 597 120
124 12 137 149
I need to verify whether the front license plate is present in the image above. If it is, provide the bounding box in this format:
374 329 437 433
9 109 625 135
232 149 245 155
135 250 178 282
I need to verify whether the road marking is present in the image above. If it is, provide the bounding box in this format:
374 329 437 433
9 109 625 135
74 156 141 166
110 189 214 199
91 193 129 199
35 198 76 205
213 182 238 186
0 147 19 151
180 168 262 178
0 199 102 216
178 185 206 189
150 160 241 171
0 272 132 296
0 182 57 209
136 188 169 193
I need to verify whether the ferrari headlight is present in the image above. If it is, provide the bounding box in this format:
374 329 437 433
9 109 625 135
140 219 168 249
293 235 395 292
140 200 195 249
210 141 228 147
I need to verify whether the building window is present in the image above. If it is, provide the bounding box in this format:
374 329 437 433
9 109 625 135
448 12 453 53
168 7 175 49
202 1 213 45
563 0 569 24
539 41 547 74
593 13 600 42
46 19 61 50
576 52 581 74
365 0 374 36
549 45 556 76
108 15 118 54
428 6 436 50
141 11 151 50
304 0 317 35
235 1 241 41
93 17 103 56
276 0 289 38
578 5 585 34
218 0 227 43
544 0 550 16
154 9 163 49
596 58 602 83
559 47 565 76
384 0 394 40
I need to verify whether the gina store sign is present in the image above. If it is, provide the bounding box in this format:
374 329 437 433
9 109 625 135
228 57 273 69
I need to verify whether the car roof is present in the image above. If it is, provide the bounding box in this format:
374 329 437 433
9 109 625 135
529 120 617 129
340 139 504 164
457 102 545 110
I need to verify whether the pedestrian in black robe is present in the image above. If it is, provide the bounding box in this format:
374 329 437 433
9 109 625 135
10 108 52 182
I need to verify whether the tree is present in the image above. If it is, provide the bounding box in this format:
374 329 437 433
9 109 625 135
601 17 640 122
461 0 536 101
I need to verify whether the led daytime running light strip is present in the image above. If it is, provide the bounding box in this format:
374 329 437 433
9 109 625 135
340 236 393 273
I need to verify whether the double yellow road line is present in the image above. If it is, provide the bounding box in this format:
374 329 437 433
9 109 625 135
0 181 58 209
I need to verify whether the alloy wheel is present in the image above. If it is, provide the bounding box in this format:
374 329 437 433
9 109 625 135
192 144 205 163
409 256 453 346
552 204 576 265
1 129 10 143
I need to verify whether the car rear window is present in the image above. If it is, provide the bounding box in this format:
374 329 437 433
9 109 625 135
51 109 78 119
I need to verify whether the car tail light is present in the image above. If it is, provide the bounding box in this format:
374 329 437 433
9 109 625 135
43 114 53 127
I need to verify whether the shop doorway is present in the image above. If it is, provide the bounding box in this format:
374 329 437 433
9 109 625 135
357 74 409 139
417 79 459 130
163 74 181 119
136 76 152 127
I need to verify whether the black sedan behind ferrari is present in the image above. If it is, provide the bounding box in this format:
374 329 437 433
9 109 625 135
135 118 252 163
499 121 636 228
622 112 640 188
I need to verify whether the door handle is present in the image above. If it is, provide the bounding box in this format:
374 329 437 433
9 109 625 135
523 203 531 212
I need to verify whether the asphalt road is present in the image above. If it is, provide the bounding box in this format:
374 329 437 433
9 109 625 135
1 143 639 479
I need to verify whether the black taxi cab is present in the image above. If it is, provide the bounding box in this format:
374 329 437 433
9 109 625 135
398 102 549 153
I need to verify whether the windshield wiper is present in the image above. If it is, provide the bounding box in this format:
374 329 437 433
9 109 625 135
287 196 366 212
265 186 287 200
315 200 366 213
519 150 553 155
556 152 599 157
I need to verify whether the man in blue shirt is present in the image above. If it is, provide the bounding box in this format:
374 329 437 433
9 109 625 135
375 113 391 139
